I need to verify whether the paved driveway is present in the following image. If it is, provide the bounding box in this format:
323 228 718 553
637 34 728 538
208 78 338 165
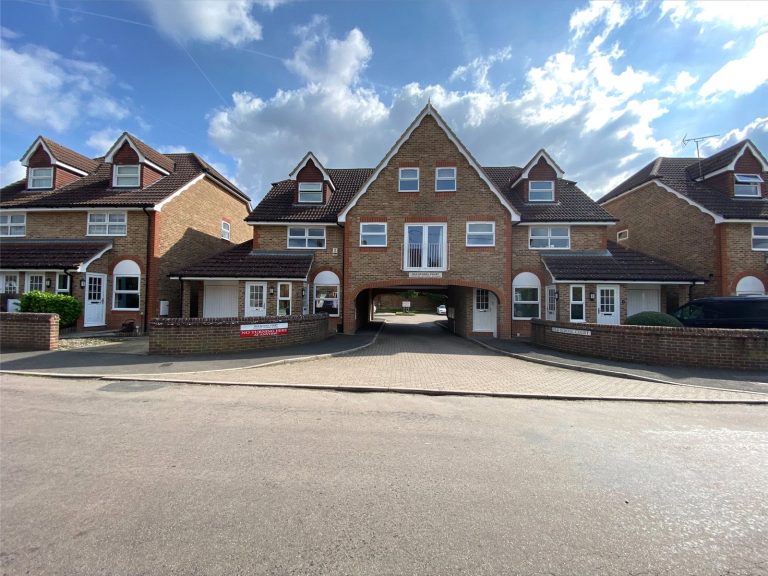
159 315 765 401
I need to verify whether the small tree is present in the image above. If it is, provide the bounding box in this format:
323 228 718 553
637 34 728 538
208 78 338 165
19 291 82 328
625 311 683 328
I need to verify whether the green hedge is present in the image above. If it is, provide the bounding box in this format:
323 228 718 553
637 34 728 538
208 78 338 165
624 311 683 328
19 291 82 328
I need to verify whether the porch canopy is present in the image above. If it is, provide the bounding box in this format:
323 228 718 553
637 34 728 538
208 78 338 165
0 239 112 272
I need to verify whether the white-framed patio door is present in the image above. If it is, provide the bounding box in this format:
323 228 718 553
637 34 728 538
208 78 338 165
473 288 497 336
596 285 620 325
244 282 267 317
545 285 557 321
84 273 107 327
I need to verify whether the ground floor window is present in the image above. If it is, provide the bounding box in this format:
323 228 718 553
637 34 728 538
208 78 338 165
25 274 44 292
513 272 540 319
312 271 340 316
112 260 141 310
1 273 19 294
277 282 291 316
476 288 489 311
570 285 585 322
735 275 765 296
56 273 70 294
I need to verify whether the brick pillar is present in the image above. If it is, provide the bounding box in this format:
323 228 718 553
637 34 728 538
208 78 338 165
145 210 161 326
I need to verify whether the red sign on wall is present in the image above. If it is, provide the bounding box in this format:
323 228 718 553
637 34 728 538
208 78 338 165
240 322 289 338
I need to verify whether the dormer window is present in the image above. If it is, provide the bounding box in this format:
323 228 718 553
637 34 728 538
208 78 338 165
529 180 555 202
113 165 140 188
734 173 763 197
298 182 323 203
28 167 53 189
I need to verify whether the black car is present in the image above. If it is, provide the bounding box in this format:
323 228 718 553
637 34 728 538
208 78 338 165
672 296 768 329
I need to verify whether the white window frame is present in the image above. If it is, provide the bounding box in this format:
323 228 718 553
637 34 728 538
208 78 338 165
298 181 323 203
87 211 127 236
466 221 495 247
28 167 54 189
112 276 141 311
528 226 570 250
513 273 541 320
25 273 44 293
752 224 768 251
0 213 26 237
313 284 340 317
529 180 555 202
277 282 292 316
398 168 419 192
435 167 457 192
617 229 629 242
569 284 586 323
287 226 326 249
1 273 19 294
113 165 140 188
56 273 70 294
360 222 387 247
221 220 231 241
403 223 448 271
734 173 763 198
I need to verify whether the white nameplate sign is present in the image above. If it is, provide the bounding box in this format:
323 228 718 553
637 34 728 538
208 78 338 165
408 272 443 278
551 327 591 336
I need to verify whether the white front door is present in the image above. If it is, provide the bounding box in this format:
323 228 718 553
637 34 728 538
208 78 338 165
545 285 557 321
84 273 107 327
473 289 497 336
203 282 239 318
596 285 620 325
627 287 660 317
244 282 267 317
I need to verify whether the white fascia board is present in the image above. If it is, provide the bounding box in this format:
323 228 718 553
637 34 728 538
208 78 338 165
519 149 565 179
540 260 556 284
338 104 520 223
152 174 205 212
600 179 724 223
75 242 113 273
52 161 88 177
104 134 170 176
696 141 768 181
721 218 768 223
170 276 308 282
247 221 337 227
288 152 336 191
0 268 63 273
550 279 704 285
516 221 616 226
0 207 145 213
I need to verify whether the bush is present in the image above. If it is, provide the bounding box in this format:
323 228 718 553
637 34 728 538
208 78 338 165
19 291 82 327
625 311 683 328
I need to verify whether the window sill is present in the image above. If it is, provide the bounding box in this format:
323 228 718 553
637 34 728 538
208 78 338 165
112 308 140 312
398 191 420 194
403 268 448 273
528 246 570 250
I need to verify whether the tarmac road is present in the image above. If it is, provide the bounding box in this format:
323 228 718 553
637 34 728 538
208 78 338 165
1 374 767 575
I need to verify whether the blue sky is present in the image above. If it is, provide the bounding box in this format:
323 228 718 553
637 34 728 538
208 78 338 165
1 0 767 201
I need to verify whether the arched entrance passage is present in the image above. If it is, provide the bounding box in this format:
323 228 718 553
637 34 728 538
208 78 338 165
345 279 505 339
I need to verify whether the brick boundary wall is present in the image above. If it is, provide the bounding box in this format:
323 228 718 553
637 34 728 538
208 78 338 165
0 312 60 351
531 320 768 371
149 314 330 355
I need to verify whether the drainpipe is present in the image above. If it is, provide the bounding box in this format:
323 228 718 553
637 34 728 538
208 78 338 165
143 207 153 334
179 276 184 317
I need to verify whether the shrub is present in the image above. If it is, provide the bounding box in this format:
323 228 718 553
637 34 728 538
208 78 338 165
19 291 82 327
625 311 683 328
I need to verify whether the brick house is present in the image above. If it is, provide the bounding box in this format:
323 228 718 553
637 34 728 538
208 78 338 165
599 139 768 301
174 104 701 338
0 134 251 330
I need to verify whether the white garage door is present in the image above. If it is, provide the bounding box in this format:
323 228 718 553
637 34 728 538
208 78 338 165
203 282 239 318
627 287 660 317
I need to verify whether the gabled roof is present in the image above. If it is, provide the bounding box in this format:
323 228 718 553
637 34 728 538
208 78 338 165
686 139 768 181
170 242 314 280
0 239 112 271
510 149 565 188
104 133 175 174
337 103 520 222
541 242 705 283
0 154 249 209
20 136 99 175
599 155 768 221
289 152 336 191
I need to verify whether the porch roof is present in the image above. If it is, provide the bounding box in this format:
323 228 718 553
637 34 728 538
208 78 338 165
0 239 112 271
171 242 314 280
541 242 705 283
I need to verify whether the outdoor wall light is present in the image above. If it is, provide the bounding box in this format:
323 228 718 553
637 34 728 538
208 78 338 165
269 287 275 295
301 288 306 297
80 279 86 289
589 292 596 301
45 278 52 288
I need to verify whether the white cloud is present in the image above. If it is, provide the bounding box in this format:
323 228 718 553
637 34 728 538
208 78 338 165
699 33 768 99
1 27 20 39
663 71 698 94
450 47 512 91
661 0 768 29
700 116 768 154
86 127 123 153
0 160 26 186
157 145 190 154
143 0 269 46
723 40 736 50
0 38 128 132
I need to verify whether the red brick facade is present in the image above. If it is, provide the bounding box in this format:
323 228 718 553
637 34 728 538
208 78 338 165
0 312 59 351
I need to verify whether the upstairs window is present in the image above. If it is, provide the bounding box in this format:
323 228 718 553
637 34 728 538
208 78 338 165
529 181 555 202
617 229 629 242
360 223 387 246
87 211 127 236
529 226 570 249
287 226 326 249
399 168 419 192
753 225 768 251
734 173 763 197
221 220 231 241
466 222 495 246
298 182 323 203
113 165 140 188
435 167 456 191
0 213 26 237
28 167 53 189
